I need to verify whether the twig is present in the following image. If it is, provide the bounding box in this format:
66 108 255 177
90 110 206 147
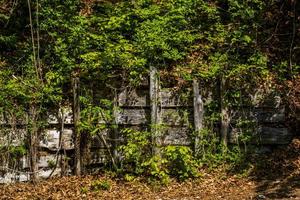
98 110 118 170
47 109 65 179
27 0 39 80
36 0 43 83
263 1 286 44
4 0 18 28
96 133 118 170
289 0 296 72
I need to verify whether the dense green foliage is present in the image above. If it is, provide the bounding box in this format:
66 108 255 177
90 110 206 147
1 0 299 110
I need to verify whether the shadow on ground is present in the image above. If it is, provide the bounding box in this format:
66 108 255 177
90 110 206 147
235 137 300 199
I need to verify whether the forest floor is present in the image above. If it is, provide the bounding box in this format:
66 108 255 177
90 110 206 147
0 138 299 200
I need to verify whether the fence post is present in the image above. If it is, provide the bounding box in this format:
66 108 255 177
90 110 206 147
112 92 119 168
150 65 160 156
193 79 204 155
220 75 229 146
72 75 81 176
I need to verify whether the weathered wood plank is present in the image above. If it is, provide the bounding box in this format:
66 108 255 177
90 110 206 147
37 154 59 168
229 126 292 145
39 129 74 150
161 108 193 126
118 88 192 107
114 108 194 126
39 129 114 151
0 128 26 146
193 79 204 154
118 89 149 107
159 127 191 146
231 108 285 124
116 108 150 125
48 109 73 125
150 65 160 155
160 89 192 107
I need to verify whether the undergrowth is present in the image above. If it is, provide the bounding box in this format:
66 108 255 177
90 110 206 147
118 128 254 184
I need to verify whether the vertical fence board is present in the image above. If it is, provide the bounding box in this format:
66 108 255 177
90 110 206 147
193 79 204 154
150 66 160 155
220 76 230 146
72 76 81 176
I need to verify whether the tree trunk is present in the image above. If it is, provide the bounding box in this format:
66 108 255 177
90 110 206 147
193 79 204 155
59 108 67 177
220 76 229 146
29 104 38 182
72 76 81 176
150 65 160 156
80 130 90 174
112 93 119 169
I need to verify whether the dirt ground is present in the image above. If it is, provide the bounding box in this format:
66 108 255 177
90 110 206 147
0 138 299 200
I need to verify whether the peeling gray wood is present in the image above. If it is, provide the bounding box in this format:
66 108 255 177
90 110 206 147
39 129 74 151
116 108 193 126
160 89 192 107
118 89 149 107
160 127 190 146
0 128 26 147
112 94 120 167
220 76 230 146
37 154 59 168
193 79 204 154
0 173 29 183
150 65 160 155
48 108 73 125
116 109 150 125
118 88 192 107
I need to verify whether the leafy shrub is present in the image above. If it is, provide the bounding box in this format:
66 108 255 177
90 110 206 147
47 159 56 169
124 174 136 182
120 128 199 183
141 155 169 184
164 146 199 181
91 180 111 191
119 128 151 175
195 127 252 173
9 145 27 159
80 186 88 194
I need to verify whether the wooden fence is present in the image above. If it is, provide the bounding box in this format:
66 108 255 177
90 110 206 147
0 77 293 183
